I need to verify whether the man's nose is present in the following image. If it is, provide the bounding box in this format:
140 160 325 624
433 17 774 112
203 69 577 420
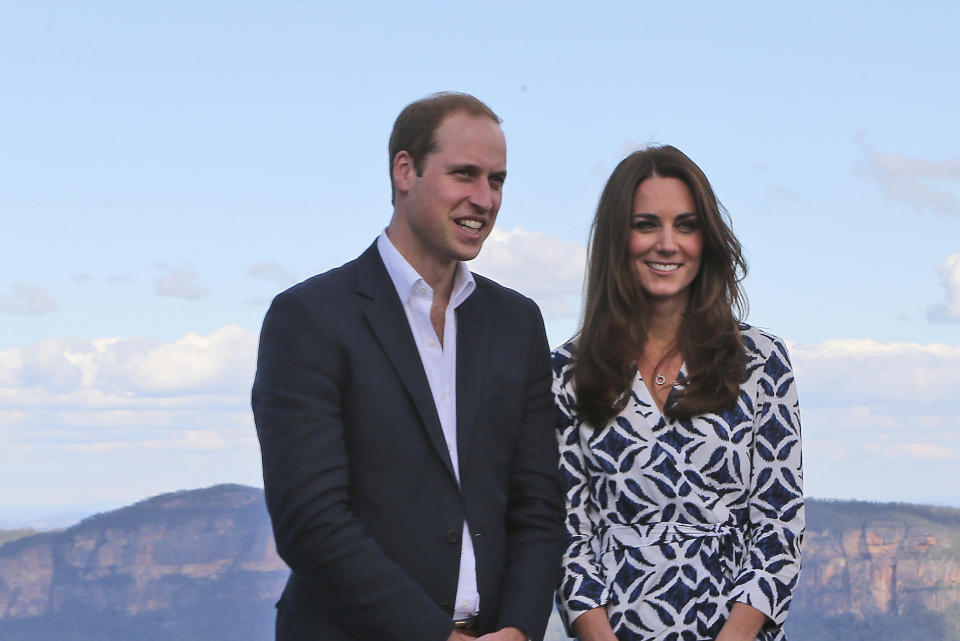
469 180 496 211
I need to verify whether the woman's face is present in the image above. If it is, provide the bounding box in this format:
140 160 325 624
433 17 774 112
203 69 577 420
628 175 704 307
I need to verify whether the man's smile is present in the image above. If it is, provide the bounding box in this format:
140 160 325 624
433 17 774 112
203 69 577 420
456 218 483 231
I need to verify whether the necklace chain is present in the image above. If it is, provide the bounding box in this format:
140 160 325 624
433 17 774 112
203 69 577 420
639 350 678 387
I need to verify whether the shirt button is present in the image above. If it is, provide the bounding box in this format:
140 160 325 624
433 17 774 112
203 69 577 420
446 529 461 544
441 392 448 400
427 339 436 348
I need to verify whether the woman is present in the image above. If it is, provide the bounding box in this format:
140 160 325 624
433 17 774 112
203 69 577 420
553 146 803 641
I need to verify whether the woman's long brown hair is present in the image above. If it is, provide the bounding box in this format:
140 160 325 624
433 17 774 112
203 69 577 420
572 146 748 426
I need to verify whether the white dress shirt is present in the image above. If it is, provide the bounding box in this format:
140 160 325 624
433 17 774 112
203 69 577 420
376 232 479 619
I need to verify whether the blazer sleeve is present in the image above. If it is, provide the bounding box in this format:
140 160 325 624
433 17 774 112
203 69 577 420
729 335 805 629
252 288 455 641
493 303 566 641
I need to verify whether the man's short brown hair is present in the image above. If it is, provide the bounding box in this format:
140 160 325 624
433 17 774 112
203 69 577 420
388 92 501 204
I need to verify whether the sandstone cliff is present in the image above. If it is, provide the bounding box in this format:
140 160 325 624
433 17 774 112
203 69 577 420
3 487 960 640
788 499 960 640
0 484 287 641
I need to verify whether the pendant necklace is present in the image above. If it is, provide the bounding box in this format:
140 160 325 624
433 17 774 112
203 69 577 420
639 352 672 386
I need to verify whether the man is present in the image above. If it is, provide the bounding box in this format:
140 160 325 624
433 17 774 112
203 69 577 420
252 92 563 641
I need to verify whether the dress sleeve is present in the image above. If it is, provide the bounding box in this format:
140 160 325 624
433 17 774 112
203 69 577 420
552 350 611 633
729 335 805 629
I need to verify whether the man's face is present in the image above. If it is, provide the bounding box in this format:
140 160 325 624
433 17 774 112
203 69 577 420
392 111 506 274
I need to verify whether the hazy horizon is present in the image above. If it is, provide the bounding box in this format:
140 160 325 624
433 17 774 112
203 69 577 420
5 485 960 533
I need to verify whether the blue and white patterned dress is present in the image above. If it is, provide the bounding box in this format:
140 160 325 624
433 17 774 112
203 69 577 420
552 325 803 641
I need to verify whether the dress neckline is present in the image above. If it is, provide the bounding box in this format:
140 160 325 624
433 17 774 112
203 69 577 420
633 363 686 417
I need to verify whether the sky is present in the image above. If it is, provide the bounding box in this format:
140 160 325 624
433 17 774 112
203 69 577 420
2 1 959 521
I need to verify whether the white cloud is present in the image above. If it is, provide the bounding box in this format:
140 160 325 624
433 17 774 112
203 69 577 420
0 282 57 315
102 327 255 395
0 325 257 401
2 321 957 504
0 349 23 386
882 442 958 461
928 253 960 323
803 440 848 463
153 263 209 300
856 131 960 215
247 260 295 285
246 295 272 307
764 184 803 206
802 405 960 467
790 338 960 405
0 326 259 470
471 226 586 316
790 336 960 499
62 427 247 454
803 405 902 432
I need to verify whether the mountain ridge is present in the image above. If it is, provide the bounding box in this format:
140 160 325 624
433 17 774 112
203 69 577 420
2 485 959 640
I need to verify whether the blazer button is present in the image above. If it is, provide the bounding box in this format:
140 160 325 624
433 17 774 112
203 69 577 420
446 529 461 544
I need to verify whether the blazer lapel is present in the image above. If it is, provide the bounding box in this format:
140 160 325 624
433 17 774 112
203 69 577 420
354 244 457 482
455 285 489 464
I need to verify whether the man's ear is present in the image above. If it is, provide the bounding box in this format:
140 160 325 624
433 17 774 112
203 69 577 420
392 150 415 194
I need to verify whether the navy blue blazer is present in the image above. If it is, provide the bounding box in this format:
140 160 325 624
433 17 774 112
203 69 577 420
252 242 563 641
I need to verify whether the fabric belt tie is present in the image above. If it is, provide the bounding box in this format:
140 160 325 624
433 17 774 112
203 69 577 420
598 522 743 554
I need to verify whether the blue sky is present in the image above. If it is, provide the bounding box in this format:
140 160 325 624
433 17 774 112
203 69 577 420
2 2 959 517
